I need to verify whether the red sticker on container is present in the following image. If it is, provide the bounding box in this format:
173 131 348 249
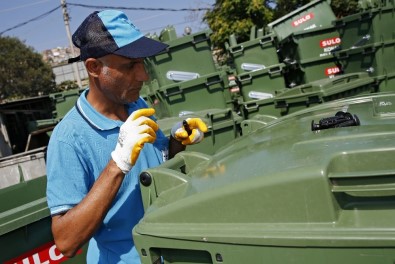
320 37 341 48
292 13 314 27
4 241 82 264
325 66 341 76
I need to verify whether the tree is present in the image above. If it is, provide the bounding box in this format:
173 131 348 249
204 0 275 49
330 0 360 18
272 0 311 21
0 36 56 101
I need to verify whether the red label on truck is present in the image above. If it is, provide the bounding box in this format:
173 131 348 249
292 13 314 27
4 241 82 264
325 66 341 76
320 37 341 48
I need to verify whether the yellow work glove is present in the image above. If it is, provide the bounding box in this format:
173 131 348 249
111 108 158 174
171 118 208 145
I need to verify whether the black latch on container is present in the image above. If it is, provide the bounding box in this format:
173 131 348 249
311 111 360 131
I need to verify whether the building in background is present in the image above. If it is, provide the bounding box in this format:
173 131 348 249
42 47 88 85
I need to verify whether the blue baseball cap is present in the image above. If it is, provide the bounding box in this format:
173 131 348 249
70 10 168 62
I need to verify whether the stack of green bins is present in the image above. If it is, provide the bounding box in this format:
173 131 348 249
145 27 217 87
332 5 395 93
147 69 232 119
266 0 336 42
239 72 377 119
226 32 280 74
0 147 88 263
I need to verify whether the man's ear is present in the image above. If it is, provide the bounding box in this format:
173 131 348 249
85 58 102 77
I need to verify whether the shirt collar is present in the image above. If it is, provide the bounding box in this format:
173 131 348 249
76 89 137 131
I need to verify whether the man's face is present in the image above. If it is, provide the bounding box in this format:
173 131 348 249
97 54 149 104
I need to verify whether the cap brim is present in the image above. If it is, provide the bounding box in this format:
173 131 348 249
113 36 168 58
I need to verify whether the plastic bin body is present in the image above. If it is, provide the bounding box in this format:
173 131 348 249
267 0 336 41
333 6 395 50
376 72 395 92
332 40 395 77
227 33 280 74
0 148 87 263
134 92 395 264
240 73 377 119
145 30 217 87
274 72 377 114
236 63 287 101
140 82 153 108
49 89 81 120
285 55 342 86
279 25 341 62
157 109 242 155
149 71 230 118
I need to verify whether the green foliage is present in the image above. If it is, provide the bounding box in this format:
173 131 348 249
0 36 56 100
204 0 275 49
331 0 360 18
56 80 79 92
273 0 312 20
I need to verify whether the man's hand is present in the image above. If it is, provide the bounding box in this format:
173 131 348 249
111 108 158 174
171 118 208 145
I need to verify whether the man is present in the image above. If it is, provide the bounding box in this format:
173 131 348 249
46 10 207 263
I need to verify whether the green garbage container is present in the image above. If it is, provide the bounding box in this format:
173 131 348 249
332 40 395 77
239 72 377 119
285 55 341 86
333 6 395 50
376 72 395 92
49 89 81 120
278 25 340 62
236 63 287 101
0 147 87 263
267 0 336 41
149 70 231 118
134 92 395 264
140 82 153 108
226 33 280 74
145 29 217 87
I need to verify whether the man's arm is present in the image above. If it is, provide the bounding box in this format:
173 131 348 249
50 109 158 257
51 159 124 258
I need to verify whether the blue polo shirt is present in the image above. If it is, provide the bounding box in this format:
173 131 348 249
46 89 169 263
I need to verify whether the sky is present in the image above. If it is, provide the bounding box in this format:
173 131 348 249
0 0 215 53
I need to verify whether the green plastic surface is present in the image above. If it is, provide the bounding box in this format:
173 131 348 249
333 6 395 49
333 40 395 77
145 30 217 87
227 33 280 74
134 92 395 264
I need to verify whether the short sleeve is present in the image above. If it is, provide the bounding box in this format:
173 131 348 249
46 138 91 215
